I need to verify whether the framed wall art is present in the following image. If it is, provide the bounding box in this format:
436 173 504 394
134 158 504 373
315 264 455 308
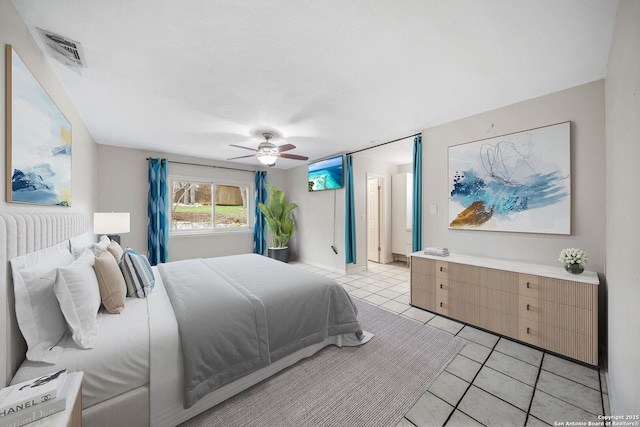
5 44 71 206
448 121 570 234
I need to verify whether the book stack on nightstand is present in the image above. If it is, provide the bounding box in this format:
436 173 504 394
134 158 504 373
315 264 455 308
0 371 83 427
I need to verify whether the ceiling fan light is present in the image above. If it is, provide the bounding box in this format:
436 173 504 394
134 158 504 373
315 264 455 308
258 154 277 166
229 131 305 167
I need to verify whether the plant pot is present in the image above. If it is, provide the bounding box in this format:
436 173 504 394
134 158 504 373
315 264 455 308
268 247 289 263
564 263 584 274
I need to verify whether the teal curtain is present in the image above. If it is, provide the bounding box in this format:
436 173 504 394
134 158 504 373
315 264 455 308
253 171 268 255
345 155 356 264
412 135 423 252
148 158 169 265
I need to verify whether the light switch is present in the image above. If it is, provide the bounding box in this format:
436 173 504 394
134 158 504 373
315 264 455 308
430 205 438 215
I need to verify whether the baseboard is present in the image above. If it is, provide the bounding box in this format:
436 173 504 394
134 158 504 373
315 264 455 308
391 253 410 263
605 371 614 415
602 354 615 415
346 264 367 274
296 258 346 275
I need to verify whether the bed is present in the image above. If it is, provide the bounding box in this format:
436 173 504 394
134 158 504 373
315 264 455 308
1 213 371 427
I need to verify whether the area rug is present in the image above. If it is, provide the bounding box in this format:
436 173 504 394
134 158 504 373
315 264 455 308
179 300 466 427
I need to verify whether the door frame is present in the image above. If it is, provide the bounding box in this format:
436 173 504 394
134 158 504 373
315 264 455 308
365 173 385 267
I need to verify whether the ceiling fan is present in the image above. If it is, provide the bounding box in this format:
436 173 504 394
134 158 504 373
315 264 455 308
228 132 309 167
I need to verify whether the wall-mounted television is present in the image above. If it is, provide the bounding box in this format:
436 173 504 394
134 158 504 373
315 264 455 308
308 154 344 191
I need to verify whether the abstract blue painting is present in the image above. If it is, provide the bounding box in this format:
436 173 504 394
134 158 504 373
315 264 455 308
6 45 71 206
448 122 570 234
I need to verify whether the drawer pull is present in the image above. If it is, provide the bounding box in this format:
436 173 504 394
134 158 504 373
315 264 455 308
527 327 530 334
440 302 443 308
440 284 443 289
440 266 443 272
526 304 530 311
526 282 530 289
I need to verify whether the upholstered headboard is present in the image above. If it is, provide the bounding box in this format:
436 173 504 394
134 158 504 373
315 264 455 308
0 213 90 387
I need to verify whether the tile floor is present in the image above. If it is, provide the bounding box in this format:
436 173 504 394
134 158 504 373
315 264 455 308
291 260 611 427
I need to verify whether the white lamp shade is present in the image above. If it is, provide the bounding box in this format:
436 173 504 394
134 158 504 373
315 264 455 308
94 212 130 234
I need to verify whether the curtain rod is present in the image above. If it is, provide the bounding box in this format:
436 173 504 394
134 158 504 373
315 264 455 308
146 158 257 173
346 132 421 156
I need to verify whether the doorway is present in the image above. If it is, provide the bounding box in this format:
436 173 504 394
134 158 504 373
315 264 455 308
367 176 383 263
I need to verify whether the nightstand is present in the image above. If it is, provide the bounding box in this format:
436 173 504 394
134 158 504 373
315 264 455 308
27 371 83 427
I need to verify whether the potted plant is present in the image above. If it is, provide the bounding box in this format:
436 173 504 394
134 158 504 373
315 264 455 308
257 183 297 262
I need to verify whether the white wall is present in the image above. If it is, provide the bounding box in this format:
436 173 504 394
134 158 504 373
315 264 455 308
0 0 97 214
288 154 399 272
286 163 346 271
604 0 640 414
391 172 413 259
291 84 607 278
96 144 286 261
422 80 606 275
397 163 412 174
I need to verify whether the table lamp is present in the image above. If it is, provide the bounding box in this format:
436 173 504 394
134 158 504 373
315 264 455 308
93 212 130 244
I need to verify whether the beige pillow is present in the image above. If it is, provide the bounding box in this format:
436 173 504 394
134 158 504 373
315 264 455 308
93 251 126 314
107 240 124 262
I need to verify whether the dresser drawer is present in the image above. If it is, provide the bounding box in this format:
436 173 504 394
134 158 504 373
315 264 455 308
519 274 539 298
539 324 597 365
411 287 434 311
436 286 449 315
518 296 539 322
479 309 518 338
411 257 436 275
435 261 449 279
519 319 539 346
436 301 449 316
449 299 480 326
479 287 518 316
436 278 450 292
436 284 449 301
480 268 519 293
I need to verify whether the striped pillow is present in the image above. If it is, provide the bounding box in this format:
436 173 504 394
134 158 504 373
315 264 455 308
119 249 155 298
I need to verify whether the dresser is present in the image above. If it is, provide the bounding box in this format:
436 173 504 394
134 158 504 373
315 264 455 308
410 253 599 365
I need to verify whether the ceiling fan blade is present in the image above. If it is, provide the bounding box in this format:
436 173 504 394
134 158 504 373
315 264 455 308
230 144 258 152
276 144 296 153
280 153 309 161
227 154 257 160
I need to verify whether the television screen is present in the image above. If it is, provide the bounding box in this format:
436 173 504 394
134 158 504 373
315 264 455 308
308 155 344 191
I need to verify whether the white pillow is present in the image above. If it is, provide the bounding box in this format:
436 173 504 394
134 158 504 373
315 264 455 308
69 231 95 258
52 248 102 349
10 241 75 363
92 235 111 257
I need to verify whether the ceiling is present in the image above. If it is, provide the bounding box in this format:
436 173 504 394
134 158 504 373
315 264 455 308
12 0 618 169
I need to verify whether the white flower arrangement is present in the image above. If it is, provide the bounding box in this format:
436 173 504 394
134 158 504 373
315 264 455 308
558 248 589 265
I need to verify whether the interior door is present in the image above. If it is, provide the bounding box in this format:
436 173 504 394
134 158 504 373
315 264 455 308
367 178 381 263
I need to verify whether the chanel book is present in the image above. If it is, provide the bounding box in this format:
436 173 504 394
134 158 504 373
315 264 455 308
0 373 78 427
0 370 67 418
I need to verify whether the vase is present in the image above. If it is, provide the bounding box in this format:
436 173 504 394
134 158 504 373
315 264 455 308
267 247 289 263
564 263 584 274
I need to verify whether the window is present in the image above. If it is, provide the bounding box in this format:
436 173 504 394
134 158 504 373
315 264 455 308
170 177 252 233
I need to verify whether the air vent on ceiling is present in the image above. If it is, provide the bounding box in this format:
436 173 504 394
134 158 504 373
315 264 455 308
36 28 87 73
